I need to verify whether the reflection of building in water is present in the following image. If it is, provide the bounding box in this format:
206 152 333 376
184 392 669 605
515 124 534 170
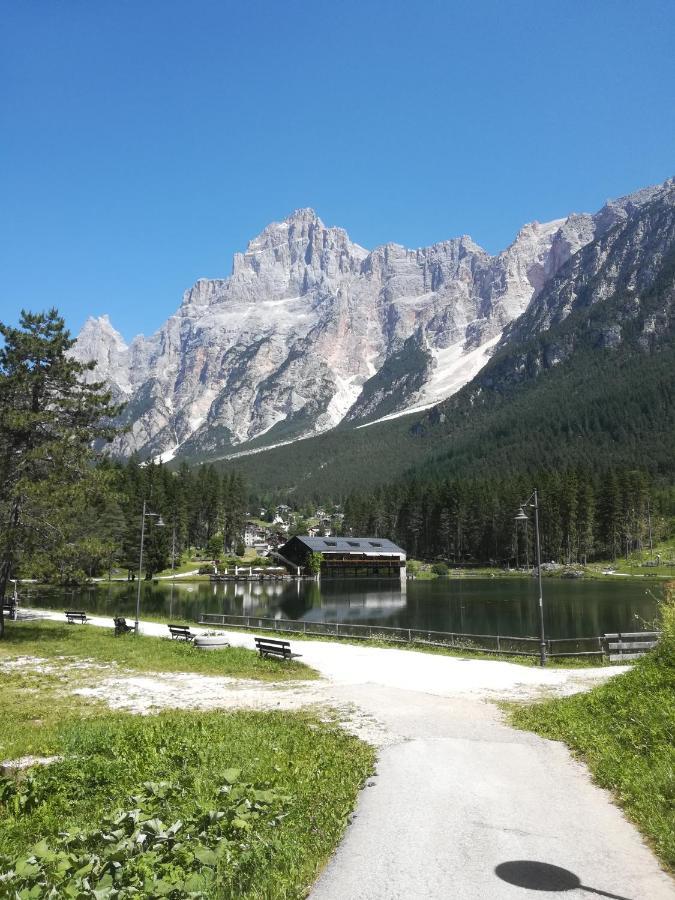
282 581 406 623
219 581 286 614
279 536 406 582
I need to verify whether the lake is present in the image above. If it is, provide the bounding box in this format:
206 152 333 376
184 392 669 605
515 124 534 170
20 575 664 639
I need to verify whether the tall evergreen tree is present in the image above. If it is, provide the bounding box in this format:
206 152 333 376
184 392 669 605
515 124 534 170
0 309 120 637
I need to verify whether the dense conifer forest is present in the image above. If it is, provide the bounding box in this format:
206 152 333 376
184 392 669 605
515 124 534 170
342 469 674 565
22 460 249 583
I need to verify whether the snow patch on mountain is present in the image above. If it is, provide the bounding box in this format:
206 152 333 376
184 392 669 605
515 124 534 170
423 335 502 405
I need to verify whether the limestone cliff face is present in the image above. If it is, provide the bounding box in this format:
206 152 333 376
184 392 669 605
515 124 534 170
451 180 675 401
72 181 672 460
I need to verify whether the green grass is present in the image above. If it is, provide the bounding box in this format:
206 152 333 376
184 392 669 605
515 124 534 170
589 536 675 579
0 622 374 897
0 705 374 897
509 587 675 871
0 619 317 682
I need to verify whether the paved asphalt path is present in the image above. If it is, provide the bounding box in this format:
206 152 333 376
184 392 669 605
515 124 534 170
28 610 674 899
311 685 674 900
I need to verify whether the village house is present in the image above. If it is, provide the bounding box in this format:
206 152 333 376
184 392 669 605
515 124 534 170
278 536 406 581
244 521 268 547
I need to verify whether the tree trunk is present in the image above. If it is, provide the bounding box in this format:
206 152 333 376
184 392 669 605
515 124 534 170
0 497 21 640
0 559 11 641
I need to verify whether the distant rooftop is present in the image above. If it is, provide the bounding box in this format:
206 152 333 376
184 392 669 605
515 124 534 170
286 536 406 556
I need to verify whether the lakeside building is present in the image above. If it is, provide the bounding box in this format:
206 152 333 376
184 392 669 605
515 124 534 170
279 536 406 581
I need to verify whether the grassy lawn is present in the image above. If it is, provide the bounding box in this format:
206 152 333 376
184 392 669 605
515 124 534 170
509 588 675 872
0 622 374 898
0 619 317 682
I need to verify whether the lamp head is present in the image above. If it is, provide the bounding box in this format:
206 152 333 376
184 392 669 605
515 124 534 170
514 507 529 522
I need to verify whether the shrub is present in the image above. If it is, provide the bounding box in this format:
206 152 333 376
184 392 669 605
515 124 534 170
306 552 323 575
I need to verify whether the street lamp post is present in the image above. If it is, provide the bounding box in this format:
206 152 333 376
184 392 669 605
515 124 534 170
135 500 165 634
515 489 546 667
169 520 177 619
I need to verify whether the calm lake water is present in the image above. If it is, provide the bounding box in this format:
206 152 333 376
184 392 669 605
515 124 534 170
21 576 663 639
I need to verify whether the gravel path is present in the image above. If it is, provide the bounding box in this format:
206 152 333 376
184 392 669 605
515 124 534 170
24 610 675 899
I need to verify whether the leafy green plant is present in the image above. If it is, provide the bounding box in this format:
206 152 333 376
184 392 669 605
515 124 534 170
0 772 40 816
0 705 375 899
306 552 323 575
0 772 288 898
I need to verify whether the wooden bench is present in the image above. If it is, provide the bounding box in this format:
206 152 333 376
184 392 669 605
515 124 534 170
254 636 301 660
113 616 133 636
168 624 194 642
65 611 88 625
605 631 660 662
2 603 17 620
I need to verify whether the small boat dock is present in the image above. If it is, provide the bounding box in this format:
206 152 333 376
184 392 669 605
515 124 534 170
209 566 298 583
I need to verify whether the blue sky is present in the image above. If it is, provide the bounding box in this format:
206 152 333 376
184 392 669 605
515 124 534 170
2 0 674 341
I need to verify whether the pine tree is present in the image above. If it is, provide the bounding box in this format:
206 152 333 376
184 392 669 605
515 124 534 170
0 309 120 637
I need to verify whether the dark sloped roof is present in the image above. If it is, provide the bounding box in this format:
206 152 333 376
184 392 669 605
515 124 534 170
285 536 406 556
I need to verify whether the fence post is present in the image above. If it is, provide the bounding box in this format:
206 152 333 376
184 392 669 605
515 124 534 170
336 622 340 636
408 628 412 643
496 635 501 653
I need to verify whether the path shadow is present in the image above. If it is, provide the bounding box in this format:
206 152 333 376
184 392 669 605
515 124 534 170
495 861 632 899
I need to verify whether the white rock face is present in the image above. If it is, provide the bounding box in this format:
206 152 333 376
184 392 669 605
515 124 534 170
72 183 669 460
75 315 132 397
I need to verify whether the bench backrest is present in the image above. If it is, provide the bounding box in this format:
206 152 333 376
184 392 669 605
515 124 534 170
168 624 191 633
255 637 290 649
604 631 659 661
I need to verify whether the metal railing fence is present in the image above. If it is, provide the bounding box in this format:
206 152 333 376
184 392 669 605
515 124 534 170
198 613 653 659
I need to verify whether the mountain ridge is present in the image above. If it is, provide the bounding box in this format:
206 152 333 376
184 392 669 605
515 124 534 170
73 179 673 462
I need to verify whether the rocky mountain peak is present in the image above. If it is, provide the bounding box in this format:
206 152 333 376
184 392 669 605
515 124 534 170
285 206 322 224
232 207 366 290
72 315 131 394
78 314 127 346
75 178 674 462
